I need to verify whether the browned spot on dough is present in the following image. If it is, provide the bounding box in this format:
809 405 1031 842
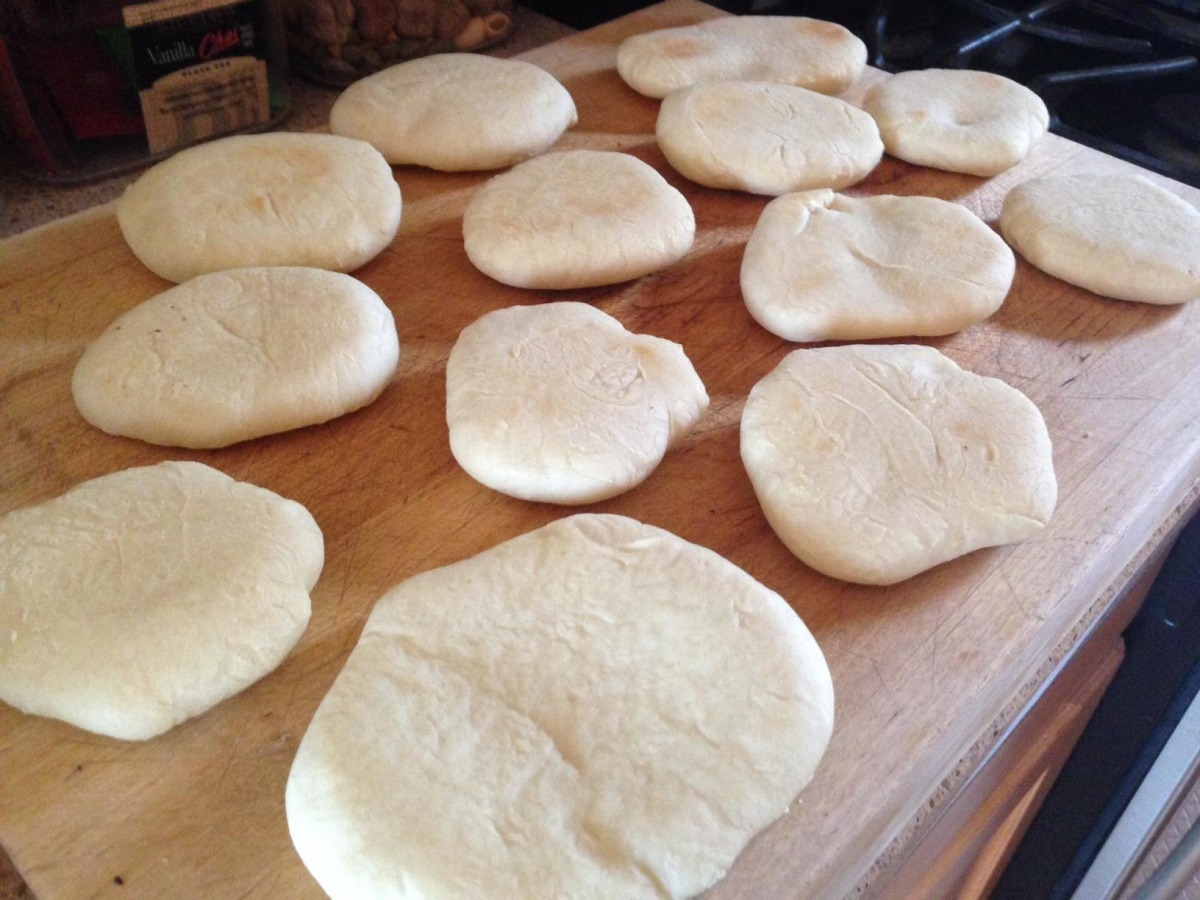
661 38 701 57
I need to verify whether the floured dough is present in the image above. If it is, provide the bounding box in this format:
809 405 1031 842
72 267 399 449
0 461 322 740
462 150 695 289
117 132 402 282
741 344 1056 585
446 302 707 504
862 69 1048 176
616 15 866 99
1000 172 1200 305
656 81 883 195
329 54 577 171
286 513 834 899
741 190 1015 341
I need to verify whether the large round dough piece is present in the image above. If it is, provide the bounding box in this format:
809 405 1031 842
329 53 577 171
656 81 883 195
741 190 1015 341
862 69 1048 176
117 133 402 282
286 513 834 899
741 345 1056 585
999 173 1200 305
616 15 866 99
462 150 695 289
0 461 322 740
446 302 708 504
72 267 399 449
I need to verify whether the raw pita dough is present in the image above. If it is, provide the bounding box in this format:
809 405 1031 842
740 344 1056 585
1000 172 1200 305
446 302 707 504
329 53 577 171
741 190 1015 341
656 81 883 195
462 150 695 289
117 133 402 282
72 267 399 449
616 15 866 99
286 513 834 899
0 461 322 740
862 69 1048 176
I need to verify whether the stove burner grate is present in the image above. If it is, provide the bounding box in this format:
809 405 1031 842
867 0 1200 187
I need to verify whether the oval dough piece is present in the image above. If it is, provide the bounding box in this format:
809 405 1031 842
446 302 708 504
286 513 834 899
616 15 866 99
0 461 323 740
741 190 1015 341
329 54 577 171
117 133 402 282
656 81 883 195
1000 172 1200 305
862 68 1049 176
741 344 1057 585
463 150 695 289
72 267 400 449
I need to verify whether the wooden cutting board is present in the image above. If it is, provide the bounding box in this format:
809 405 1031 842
3 2 1200 897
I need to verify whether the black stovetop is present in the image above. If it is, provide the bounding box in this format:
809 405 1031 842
862 0 1200 187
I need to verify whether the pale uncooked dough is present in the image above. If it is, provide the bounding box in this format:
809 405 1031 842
616 15 866 99
72 267 399 449
740 344 1056 585
1000 172 1200 305
862 69 1049 176
329 53 577 171
462 150 695 289
741 190 1015 341
656 81 883 195
286 513 834 899
117 132 402 282
446 302 708 504
0 461 322 740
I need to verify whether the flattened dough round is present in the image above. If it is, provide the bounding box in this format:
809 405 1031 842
741 190 1015 341
72 267 400 449
0 461 322 740
741 344 1056 585
656 81 883 195
463 150 695 289
862 69 1048 176
117 133 402 282
329 54 577 171
1000 172 1200 305
286 513 834 899
446 302 708 504
616 15 866 99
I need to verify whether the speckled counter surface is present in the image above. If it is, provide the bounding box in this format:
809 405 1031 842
0 6 574 240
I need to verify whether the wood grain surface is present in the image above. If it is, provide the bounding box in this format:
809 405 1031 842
3 2 1200 897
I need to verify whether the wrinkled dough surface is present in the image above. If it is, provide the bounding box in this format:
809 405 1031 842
463 150 695 289
286 513 834 899
617 15 866 99
330 53 577 171
0 461 322 740
656 82 882 195
446 302 708 504
741 190 1015 341
117 133 402 282
862 69 1048 176
1000 173 1200 305
740 344 1056 585
72 267 400 448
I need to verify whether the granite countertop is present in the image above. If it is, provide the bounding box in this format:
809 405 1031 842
0 6 574 240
